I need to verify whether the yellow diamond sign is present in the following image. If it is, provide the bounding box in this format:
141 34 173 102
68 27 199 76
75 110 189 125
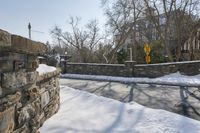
145 55 151 64
144 44 151 55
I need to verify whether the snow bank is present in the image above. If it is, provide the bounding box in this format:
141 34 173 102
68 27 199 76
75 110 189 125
40 86 200 133
61 72 200 87
36 64 57 75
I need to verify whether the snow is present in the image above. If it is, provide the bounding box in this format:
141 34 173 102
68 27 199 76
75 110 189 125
40 86 200 133
61 72 200 87
135 60 200 66
36 64 57 75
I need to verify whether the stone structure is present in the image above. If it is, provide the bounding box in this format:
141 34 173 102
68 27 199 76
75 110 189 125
181 28 200 61
0 29 60 133
134 61 200 77
64 60 200 78
65 62 128 77
60 55 72 74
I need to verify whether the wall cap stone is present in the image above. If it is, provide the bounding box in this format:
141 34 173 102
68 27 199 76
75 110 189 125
37 68 61 82
0 29 47 54
0 29 11 47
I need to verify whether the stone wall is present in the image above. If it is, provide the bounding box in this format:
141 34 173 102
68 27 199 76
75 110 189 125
65 61 136 77
64 60 200 78
0 29 60 133
134 60 200 77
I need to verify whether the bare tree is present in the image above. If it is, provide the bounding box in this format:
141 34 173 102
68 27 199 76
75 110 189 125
103 0 199 62
102 0 144 63
173 0 200 60
143 0 200 61
143 0 175 61
51 17 102 62
86 19 102 51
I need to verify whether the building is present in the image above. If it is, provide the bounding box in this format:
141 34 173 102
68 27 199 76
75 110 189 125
181 28 200 60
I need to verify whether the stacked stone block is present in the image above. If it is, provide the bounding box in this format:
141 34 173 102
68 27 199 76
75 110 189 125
64 60 200 78
0 29 60 133
65 63 128 77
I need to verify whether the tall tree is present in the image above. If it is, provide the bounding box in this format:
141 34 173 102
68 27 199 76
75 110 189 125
142 0 199 61
102 0 144 63
103 0 200 62
51 17 102 62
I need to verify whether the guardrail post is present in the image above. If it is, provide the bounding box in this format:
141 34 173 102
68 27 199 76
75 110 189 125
180 86 189 116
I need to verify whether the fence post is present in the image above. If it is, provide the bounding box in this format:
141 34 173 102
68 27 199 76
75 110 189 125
180 86 189 116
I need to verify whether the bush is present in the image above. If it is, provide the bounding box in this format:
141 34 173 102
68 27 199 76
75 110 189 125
150 41 165 63
116 48 128 64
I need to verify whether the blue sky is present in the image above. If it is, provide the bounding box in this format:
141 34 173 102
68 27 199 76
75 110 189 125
0 0 106 43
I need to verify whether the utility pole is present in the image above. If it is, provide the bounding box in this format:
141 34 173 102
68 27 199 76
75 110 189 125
28 23 31 39
28 22 45 40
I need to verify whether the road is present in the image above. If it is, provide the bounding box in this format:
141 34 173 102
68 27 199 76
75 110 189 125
60 78 200 121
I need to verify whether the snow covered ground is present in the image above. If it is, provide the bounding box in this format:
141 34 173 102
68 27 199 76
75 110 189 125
36 64 57 75
61 72 200 87
40 86 200 133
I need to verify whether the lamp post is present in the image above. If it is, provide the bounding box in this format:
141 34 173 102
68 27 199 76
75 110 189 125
28 23 44 40
28 23 31 39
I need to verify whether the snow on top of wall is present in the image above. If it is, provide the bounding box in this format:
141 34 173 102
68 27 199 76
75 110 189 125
61 72 200 87
135 60 200 67
40 86 200 133
36 64 57 75
67 62 125 66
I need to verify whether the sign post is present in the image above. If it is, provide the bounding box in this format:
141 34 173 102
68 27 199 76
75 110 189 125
144 43 151 64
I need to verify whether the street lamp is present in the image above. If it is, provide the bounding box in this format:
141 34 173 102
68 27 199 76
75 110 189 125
28 23 31 39
28 22 44 40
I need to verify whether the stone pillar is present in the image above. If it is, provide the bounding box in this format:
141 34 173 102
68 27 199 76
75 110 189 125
60 60 67 74
0 29 11 47
125 61 136 77
0 29 60 133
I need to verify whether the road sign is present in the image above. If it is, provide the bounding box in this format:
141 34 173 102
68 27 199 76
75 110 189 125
145 55 151 64
144 44 151 55
144 43 151 64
